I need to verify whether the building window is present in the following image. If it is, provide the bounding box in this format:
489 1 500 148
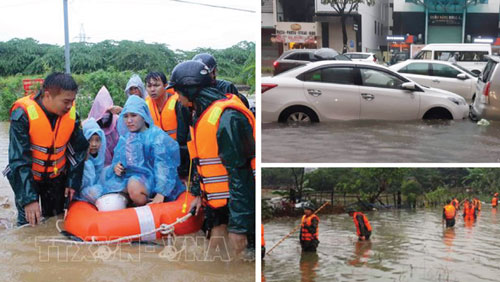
375 21 377 35
479 0 488 3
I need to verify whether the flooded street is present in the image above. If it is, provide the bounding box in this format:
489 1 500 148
262 119 500 163
0 122 254 282
263 208 500 282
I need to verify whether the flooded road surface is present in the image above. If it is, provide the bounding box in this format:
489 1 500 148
263 208 500 282
0 122 254 281
262 120 500 163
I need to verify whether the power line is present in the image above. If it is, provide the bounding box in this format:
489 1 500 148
169 0 255 13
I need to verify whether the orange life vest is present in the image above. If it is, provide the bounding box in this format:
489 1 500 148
300 214 319 242
464 204 475 220
261 224 265 247
492 197 498 207
353 212 372 236
10 95 75 181
187 94 255 208
444 204 456 219
473 199 482 211
145 91 178 140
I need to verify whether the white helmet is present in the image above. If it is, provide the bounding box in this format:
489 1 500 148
95 193 128 211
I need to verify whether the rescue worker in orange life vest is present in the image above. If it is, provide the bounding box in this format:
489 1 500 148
167 60 255 257
492 193 498 208
261 224 266 259
463 199 477 220
299 203 319 252
451 198 459 210
348 209 372 241
192 53 250 110
6 73 88 226
472 197 481 212
442 199 457 227
144 72 191 179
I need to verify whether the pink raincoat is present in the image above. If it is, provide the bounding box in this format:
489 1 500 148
87 86 119 166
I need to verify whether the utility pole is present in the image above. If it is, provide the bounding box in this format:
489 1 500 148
63 0 71 74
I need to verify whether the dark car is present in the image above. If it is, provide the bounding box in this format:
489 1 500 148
272 48 350 75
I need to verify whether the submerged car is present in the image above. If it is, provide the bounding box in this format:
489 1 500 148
262 61 469 123
272 48 350 75
471 55 500 120
390 59 478 103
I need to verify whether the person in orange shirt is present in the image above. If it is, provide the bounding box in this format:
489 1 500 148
348 209 372 241
442 199 457 227
463 199 476 220
451 198 459 210
261 224 266 259
492 193 498 208
472 197 482 212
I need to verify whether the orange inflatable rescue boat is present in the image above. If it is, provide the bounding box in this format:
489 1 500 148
64 192 203 241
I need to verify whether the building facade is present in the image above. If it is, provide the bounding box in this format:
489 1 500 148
393 0 500 44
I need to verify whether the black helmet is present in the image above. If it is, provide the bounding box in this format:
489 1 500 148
303 202 315 211
192 53 217 72
166 60 211 90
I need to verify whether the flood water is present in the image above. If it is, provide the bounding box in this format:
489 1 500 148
0 122 254 281
263 207 500 282
262 120 500 163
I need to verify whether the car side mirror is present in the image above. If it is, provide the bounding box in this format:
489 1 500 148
457 73 468 80
402 82 417 91
471 69 481 76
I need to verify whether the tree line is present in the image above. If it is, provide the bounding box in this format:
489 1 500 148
0 38 255 85
0 38 255 121
263 168 500 208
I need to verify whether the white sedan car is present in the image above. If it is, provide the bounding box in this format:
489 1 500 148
389 59 478 103
262 61 469 123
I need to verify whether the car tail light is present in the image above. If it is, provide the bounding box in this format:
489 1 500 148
484 81 491 96
273 61 279 68
262 83 278 94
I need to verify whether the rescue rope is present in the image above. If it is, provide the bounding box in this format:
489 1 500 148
266 201 330 255
40 212 193 245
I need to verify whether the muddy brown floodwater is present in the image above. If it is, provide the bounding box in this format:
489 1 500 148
262 120 500 163
263 208 500 282
0 122 254 282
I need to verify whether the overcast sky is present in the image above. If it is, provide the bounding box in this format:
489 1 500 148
0 0 257 50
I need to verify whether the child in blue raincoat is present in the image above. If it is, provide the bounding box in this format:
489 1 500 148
103 95 185 206
77 118 107 203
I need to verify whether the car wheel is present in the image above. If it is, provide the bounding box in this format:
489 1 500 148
279 106 319 124
422 107 453 120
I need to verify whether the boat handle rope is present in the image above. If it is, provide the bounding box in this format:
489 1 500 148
40 210 195 245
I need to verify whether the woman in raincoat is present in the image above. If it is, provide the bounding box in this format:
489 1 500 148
77 118 107 203
103 95 185 206
87 86 119 166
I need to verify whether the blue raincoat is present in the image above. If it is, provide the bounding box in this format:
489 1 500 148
104 95 185 201
77 118 107 203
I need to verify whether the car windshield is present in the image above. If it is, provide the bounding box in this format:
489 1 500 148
334 54 351 61
453 63 478 77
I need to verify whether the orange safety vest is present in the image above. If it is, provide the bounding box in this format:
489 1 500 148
261 224 265 247
472 199 481 211
353 212 372 236
145 90 178 140
300 214 319 242
464 204 475 219
444 204 456 219
187 94 255 208
492 197 498 207
10 95 75 181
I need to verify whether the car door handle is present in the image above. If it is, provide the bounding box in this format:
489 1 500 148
307 89 322 97
432 79 440 83
361 93 374 101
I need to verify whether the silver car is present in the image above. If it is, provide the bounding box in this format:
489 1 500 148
390 60 478 103
471 56 500 120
